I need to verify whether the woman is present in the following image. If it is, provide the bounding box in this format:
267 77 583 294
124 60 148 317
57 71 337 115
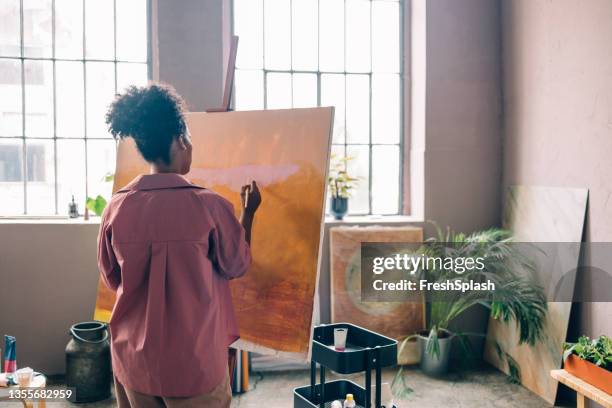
98 84 261 408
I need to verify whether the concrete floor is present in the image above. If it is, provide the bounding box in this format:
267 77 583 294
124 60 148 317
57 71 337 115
233 367 553 408
2 366 559 408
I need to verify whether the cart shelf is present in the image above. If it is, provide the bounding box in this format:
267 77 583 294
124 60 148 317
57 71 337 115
312 323 397 374
294 380 366 408
294 323 398 408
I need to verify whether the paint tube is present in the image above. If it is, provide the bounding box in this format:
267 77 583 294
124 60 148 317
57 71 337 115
3 336 16 373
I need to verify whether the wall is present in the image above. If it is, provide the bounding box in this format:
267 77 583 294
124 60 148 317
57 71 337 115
0 221 100 374
151 0 228 111
501 0 612 339
418 0 503 233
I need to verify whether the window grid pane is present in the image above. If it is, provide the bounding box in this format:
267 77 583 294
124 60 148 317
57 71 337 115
23 0 53 58
0 59 23 137
233 0 403 215
24 60 54 138
0 0 22 57
25 139 55 214
0 0 147 216
0 138 25 215
264 0 291 70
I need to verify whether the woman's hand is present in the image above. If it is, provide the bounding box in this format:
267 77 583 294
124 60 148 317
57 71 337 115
240 180 261 216
240 181 261 246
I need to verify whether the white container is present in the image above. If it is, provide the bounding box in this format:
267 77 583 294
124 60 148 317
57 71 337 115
343 393 356 408
15 367 34 387
334 328 348 351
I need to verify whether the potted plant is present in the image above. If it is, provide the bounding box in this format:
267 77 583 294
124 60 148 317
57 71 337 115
328 154 359 220
563 335 612 394
86 173 114 216
393 226 547 390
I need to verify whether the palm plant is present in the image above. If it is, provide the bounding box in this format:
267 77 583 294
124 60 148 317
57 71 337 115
393 225 547 395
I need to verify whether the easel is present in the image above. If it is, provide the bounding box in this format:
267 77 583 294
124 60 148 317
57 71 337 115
209 36 250 392
206 35 238 113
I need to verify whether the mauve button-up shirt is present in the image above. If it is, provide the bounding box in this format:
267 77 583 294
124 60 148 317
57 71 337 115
97 173 251 398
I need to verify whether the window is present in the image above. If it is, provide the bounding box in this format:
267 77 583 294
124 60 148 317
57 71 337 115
233 0 403 215
0 0 148 216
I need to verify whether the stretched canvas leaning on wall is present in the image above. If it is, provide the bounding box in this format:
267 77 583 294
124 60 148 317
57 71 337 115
330 226 426 364
94 107 334 360
484 186 588 404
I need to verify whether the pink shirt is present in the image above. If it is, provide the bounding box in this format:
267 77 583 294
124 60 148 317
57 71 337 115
97 173 251 397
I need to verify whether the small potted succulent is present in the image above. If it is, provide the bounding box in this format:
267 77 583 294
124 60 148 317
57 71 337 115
327 154 359 220
563 335 612 394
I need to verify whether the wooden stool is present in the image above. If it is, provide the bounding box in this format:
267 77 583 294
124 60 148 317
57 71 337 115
551 369 612 408
0 374 47 408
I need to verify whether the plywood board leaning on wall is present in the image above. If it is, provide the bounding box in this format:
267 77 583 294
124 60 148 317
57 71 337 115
484 186 588 404
94 107 334 361
330 226 426 364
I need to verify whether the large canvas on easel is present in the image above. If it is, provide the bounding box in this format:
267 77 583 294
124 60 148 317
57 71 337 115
94 107 334 360
330 226 426 364
484 186 588 404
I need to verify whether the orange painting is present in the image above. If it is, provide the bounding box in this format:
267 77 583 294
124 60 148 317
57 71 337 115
94 107 334 360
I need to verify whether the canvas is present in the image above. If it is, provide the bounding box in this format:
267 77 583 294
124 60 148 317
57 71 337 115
484 186 588 404
94 107 334 360
330 226 426 364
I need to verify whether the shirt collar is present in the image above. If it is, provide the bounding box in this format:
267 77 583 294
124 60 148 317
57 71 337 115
116 173 203 192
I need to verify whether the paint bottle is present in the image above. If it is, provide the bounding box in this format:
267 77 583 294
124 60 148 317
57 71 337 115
3 336 16 373
343 394 356 408
331 401 343 408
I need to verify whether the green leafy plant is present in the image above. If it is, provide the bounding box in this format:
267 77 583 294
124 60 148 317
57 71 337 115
392 225 547 392
86 173 114 216
564 335 612 371
86 195 108 216
416 225 546 349
495 342 521 384
327 154 359 199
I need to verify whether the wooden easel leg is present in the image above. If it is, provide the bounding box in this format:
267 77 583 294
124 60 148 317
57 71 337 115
577 392 587 408
228 348 237 382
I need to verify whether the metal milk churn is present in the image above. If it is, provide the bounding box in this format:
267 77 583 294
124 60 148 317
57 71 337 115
65 321 111 402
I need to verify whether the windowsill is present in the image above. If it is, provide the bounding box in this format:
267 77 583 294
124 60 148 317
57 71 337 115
0 216 101 225
0 215 423 226
324 214 424 225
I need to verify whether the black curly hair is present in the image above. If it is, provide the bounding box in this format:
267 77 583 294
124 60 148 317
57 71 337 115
106 84 187 164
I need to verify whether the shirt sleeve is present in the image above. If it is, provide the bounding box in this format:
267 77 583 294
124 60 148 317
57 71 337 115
209 196 252 280
97 208 121 291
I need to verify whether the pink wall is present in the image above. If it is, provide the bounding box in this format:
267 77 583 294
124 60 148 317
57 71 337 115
407 0 503 233
501 0 612 337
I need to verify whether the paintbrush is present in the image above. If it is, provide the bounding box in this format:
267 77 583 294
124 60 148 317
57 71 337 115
244 179 252 209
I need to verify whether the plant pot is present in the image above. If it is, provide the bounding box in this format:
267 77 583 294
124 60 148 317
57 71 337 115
330 196 348 220
417 329 453 376
564 354 612 394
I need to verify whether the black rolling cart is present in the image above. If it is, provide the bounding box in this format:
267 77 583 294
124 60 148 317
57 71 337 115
294 323 398 408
